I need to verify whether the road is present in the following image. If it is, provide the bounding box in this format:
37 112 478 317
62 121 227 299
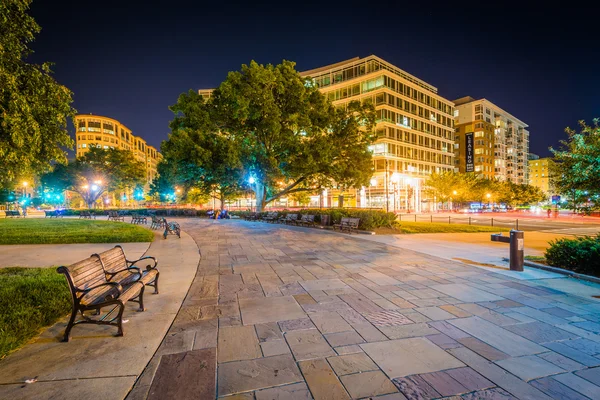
399 212 600 236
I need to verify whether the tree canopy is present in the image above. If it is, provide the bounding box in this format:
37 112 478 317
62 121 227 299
40 147 146 208
0 0 75 188
163 60 377 211
550 119 600 212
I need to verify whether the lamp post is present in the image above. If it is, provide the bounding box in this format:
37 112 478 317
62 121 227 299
486 193 492 210
22 181 28 199
452 190 457 212
390 173 400 213
369 178 377 208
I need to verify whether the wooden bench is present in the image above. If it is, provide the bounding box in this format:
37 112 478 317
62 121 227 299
5 210 22 218
107 210 125 222
57 255 145 342
79 210 95 219
163 219 181 239
243 212 258 221
263 212 279 223
295 214 316 227
280 213 298 225
151 215 165 230
131 213 147 224
333 217 360 233
95 245 160 295
45 210 62 218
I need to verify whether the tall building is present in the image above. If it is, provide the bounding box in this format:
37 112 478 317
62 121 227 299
453 97 529 184
74 114 161 184
529 157 553 198
301 56 456 212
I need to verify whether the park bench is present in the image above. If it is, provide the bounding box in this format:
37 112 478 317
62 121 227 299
243 212 258 221
333 217 360 234
150 215 166 230
45 210 63 218
79 210 95 219
263 212 279 223
295 214 316 227
5 210 22 218
107 210 125 222
163 219 181 239
57 255 145 342
183 209 196 217
280 213 298 225
96 245 159 295
131 213 147 224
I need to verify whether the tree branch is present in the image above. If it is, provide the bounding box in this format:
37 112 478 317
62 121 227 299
265 177 309 203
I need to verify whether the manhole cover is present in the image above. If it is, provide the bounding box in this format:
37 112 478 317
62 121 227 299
363 310 413 327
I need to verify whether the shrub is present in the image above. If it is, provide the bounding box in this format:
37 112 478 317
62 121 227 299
544 234 600 277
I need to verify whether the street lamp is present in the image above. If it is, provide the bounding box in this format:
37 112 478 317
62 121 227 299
451 190 457 212
486 193 492 210
369 178 377 208
390 173 400 213
22 181 28 199
248 176 256 211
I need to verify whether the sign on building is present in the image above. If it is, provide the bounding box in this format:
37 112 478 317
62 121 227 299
551 195 561 204
465 132 474 172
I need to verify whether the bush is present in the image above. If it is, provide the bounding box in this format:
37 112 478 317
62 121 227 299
544 234 600 277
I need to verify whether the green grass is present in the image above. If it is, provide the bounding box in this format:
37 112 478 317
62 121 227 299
0 219 154 244
524 255 548 265
0 267 71 359
375 222 512 234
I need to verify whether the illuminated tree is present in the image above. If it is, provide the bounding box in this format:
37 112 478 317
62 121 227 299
0 0 75 188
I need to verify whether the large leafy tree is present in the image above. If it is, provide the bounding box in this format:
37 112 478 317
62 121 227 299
41 147 145 208
0 0 75 188
164 90 245 210
208 60 376 211
551 119 600 212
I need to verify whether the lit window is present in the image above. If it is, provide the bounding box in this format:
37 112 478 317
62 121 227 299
104 145 109 149
82 144 86 148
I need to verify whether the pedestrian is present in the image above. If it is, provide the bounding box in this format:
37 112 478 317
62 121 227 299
547 208 551 218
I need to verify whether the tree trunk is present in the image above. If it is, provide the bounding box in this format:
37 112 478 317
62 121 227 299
219 193 225 211
338 194 344 208
254 182 267 212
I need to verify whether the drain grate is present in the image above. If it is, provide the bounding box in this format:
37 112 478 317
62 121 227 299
363 310 413 327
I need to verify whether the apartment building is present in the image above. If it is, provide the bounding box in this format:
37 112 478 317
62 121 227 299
528 156 553 198
74 114 161 185
301 55 456 212
453 97 529 184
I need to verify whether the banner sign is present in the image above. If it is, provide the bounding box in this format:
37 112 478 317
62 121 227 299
465 132 474 172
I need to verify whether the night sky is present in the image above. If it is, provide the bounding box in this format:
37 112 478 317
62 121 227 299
28 1 599 157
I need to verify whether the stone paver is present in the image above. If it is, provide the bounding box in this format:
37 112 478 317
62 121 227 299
6 219 600 399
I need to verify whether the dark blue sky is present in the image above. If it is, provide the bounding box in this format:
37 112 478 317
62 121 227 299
28 1 598 157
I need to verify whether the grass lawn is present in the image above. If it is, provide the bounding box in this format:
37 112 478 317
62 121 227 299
374 221 512 235
0 267 71 359
0 219 154 244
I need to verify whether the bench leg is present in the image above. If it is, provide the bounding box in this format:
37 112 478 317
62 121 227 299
137 285 145 312
62 306 78 342
152 270 160 294
115 303 126 337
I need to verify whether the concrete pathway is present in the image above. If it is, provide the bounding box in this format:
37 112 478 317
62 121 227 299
0 242 150 268
129 220 600 400
0 230 200 400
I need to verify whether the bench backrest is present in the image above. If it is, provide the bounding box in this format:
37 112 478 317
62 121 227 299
287 213 298 220
307 214 315 222
95 245 127 275
58 255 107 292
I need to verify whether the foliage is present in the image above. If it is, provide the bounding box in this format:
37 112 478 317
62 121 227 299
0 0 75 188
164 90 245 209
0 267 71 359
290 192 311 206
425 172 545 208
550 119 600 212
0 219 154 244
165 60 377 212
545 234 600 277
40 147 146 208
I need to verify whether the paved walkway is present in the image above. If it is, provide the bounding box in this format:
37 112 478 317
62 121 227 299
131 220 600 400
0 242 150 268
0 230 200 400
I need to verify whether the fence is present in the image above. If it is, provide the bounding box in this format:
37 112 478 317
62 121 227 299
398 214 520 230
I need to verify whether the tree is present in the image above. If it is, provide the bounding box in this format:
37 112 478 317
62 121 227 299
424 171 462 208
42 147 145 208
290 191 311 207
165 90 245 210
551 119 600 212
209 60 376 211
0 0 75 188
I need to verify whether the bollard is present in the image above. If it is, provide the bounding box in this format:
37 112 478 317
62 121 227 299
509 230 524 271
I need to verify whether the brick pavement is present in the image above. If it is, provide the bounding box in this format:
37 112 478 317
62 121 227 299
133 219 600 400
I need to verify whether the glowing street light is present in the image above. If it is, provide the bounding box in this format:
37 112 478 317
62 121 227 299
369 178 377 208
91 184 99 191
248 176 256 184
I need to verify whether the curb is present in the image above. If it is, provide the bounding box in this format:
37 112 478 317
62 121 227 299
518 259 600 285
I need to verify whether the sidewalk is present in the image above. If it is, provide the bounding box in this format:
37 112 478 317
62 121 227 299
0 230 200 400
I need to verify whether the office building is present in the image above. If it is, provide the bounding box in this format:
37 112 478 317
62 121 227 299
74 114 161 184
529 157 553 198
453 97 529 184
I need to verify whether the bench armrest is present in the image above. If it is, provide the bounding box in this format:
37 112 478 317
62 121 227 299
127 255 158 270
106 266 141 277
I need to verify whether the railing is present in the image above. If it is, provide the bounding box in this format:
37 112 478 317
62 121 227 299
398 214 520 230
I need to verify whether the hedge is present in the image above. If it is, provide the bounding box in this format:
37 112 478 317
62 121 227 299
230 208 397 230
544 234 600 277
44 208 211 217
